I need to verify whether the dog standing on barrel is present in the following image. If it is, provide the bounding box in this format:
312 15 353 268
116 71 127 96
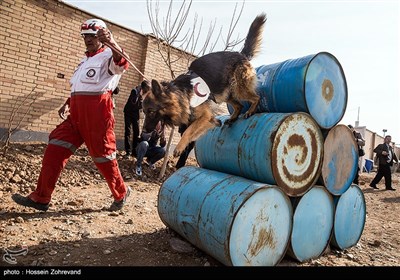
141 13 266 157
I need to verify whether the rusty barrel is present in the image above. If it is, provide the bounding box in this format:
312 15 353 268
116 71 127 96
253 52 347 130
318 124 358 195
158 166 293 266
195 112 323 197
286 185 334 262
331 184 366 250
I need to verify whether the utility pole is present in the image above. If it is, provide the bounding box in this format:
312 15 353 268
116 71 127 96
355 106 360 127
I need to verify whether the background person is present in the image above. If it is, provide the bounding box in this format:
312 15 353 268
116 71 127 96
12 18 131 212
370 135 398 191
135 120 166 176
123 85 142 158
348 124 365 185
111 86 119 109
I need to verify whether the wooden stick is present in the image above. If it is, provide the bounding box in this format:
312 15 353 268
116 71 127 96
103 42 149 81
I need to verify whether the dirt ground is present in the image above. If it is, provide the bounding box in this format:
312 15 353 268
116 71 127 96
0 142 399 271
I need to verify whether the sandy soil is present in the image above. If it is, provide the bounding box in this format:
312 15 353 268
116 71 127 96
0 142 399 272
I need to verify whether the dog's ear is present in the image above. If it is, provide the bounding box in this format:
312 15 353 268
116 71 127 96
141 80 153 100
151 79 163 97
141 80 150 92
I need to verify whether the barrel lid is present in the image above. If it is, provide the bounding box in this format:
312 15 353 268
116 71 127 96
271 112 324 196
332 184 366 250
320 124 358 195
305 52 348 129
289 185 334 262
230 187 292 266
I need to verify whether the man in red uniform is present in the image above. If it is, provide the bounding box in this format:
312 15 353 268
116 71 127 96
12 19 131 211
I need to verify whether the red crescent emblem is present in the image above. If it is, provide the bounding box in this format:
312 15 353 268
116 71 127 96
194 82 207 97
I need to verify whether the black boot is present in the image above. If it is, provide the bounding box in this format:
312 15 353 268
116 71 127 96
12 194 49 211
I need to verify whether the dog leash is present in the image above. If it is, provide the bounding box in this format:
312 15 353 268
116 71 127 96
103 41 149 82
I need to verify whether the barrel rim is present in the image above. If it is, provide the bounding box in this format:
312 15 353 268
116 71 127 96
332 184 366 250
304 51 349 129
228 185 293 266
289 185 334 262
271 112 324 197
321 124 358 196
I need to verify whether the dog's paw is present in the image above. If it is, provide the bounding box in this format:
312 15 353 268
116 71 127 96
173 148 182 158
223 120 232 127
224 118 236 127
210 118 222 127
243 112 254 119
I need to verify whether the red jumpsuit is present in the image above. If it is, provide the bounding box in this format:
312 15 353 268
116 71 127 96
29 47 129 204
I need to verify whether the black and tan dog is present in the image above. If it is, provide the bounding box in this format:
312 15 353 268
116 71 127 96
141 13 267 157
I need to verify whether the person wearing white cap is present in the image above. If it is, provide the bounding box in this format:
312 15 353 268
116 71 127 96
12 19 131 212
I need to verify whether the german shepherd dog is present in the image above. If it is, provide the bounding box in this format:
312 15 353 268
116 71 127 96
141 13 266 157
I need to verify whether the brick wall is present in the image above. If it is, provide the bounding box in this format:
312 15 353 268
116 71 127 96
0 0 230 149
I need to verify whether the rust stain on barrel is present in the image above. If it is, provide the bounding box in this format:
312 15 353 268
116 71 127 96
246 210 277 257
272 115 321 195
322 79 334 102
286 134 307 164
247 225 276 257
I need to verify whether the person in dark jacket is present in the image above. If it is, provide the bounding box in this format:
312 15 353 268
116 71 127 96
111 86 119 109
348 124 365 185
135 120 166 176
123 85 142 157
370 135 398 191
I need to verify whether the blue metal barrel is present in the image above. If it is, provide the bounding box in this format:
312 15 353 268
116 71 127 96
195 112 324 197
158 166 293 266
364 159 373 173
318 124 358 195
331 184 366 250
286 185 334 262
254 52 347 129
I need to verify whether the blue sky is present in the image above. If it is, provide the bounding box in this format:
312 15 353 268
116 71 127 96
63 0 400 144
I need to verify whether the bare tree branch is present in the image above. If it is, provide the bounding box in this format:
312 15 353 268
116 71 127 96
1 85 42 155
145 0 246 179
221 2 245 51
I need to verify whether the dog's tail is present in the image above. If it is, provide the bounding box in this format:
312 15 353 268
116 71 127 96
240 13 267 61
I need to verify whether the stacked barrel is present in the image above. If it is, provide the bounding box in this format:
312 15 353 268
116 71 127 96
157 52 366 266
159 167 293 266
